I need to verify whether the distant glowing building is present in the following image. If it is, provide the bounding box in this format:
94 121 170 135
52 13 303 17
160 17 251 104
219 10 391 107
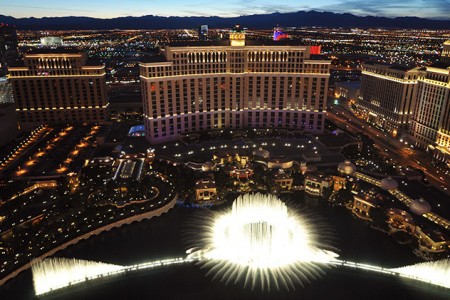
273 28 289 41
0 77 18 145
40 36 64 46
8 49 108 130
334 81 360 103
441 40 450 64
357 62 419 136
140 27 330 144
198 25 208 41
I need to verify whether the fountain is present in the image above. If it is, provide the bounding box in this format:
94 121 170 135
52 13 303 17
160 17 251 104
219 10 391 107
187 193 339 290
391 259 450 289
32 258 124 295
31 194 450 295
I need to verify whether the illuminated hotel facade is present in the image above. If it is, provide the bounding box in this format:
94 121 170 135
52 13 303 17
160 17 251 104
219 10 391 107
8 50 107 130
140 29 330 144
357 62 419 136
441 41 450 64
410 64 450 163
355 41 450 165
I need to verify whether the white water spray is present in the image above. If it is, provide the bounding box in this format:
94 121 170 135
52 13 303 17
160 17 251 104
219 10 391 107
32 258 124 295
30 194 450 295
187 193 339 290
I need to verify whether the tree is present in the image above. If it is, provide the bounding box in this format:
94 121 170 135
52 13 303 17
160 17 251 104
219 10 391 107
371 207 389 231
334 188 353 206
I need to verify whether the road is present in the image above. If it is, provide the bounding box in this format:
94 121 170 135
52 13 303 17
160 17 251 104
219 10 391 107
326 104 450 195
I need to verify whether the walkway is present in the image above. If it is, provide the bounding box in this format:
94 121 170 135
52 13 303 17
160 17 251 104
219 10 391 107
354 172 450 230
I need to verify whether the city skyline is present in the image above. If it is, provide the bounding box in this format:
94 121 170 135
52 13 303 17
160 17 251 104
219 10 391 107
1 0 449 20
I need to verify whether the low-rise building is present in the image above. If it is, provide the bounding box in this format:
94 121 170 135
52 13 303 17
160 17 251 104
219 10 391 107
274 172 293 190
267 157 294 169
352 193 379 221
304 173 333 197
195 178 217 201
226 166 254 180
387 208 415 234
415 227 450 253
213 151 250 168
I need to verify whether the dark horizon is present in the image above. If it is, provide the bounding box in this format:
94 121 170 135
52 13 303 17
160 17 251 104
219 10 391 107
1 10 450 30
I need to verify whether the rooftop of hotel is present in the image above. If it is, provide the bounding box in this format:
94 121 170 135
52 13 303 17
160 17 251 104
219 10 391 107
165 40 313 48
24 48 84 55
430 61 450 69
139 55 168 63
363 61 415 71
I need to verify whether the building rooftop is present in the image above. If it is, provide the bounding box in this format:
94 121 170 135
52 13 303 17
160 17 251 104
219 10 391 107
139 55 168 63
269 156 293 163
275 172 292 180
166 40 311 48
24 48 83 55
409 198 432 215
363 61 414 72
430 61 450 69
420 227 450 243
196 179 216 189
305 173 331 182
354 192 379 206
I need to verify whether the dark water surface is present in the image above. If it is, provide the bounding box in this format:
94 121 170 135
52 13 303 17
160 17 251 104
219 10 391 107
1 193 449 300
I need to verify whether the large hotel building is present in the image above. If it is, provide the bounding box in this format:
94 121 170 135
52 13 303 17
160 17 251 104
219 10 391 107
140 28 330 144
441 41 450 65
410 64 450 162
356 40 450 165
8 49 107 130
357 62 419 136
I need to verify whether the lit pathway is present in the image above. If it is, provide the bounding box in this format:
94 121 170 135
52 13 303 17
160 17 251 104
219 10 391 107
354 172 450 229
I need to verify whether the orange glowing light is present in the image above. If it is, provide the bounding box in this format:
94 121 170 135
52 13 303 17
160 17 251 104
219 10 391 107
57 167 67 173
16 169 27 176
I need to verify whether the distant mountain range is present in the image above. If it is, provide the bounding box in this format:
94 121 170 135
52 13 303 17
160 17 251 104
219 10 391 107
1 11 450 30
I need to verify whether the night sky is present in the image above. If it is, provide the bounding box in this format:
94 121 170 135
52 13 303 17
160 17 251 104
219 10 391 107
1 0 449 20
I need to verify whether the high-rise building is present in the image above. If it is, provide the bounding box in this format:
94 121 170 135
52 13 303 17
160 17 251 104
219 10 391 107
198 25 208 41
357 62 419 136
140 28 330 144
410 65 450 162
0 77 18 145
8 49 108 130
0 24 19 77
441 40 450 64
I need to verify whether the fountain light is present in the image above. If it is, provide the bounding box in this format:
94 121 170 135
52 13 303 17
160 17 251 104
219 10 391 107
187 193 338 290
